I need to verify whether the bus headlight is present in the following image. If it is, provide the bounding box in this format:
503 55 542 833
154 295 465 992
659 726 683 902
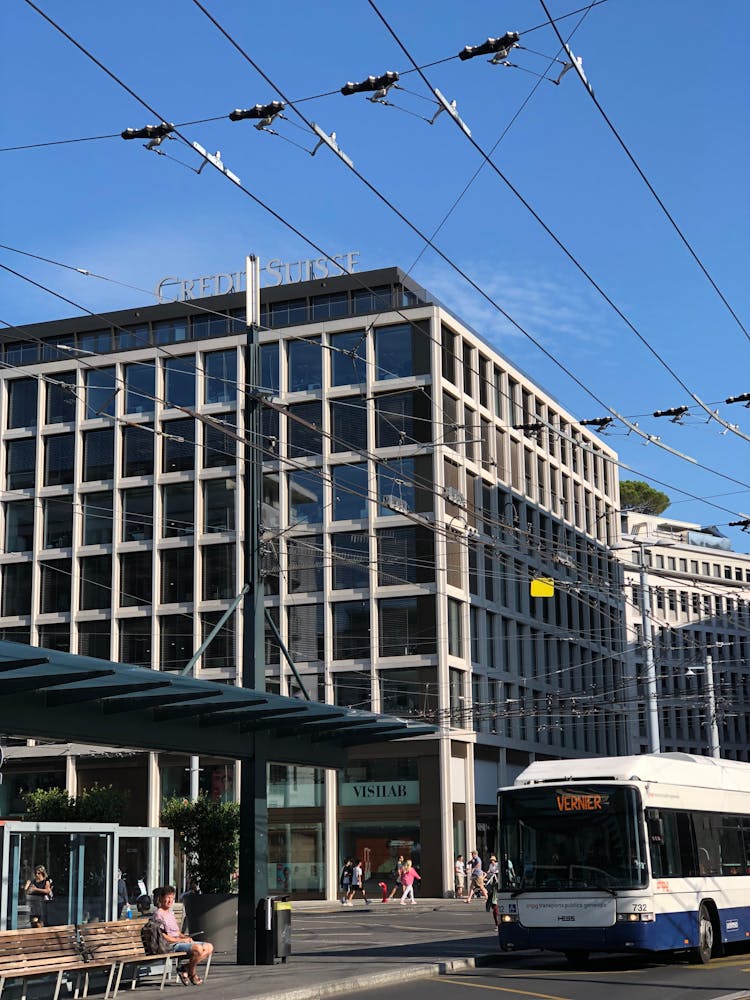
617 912 654 922
500 913 519 923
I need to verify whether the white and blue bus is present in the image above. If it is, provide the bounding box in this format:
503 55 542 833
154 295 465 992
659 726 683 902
496 753 750 964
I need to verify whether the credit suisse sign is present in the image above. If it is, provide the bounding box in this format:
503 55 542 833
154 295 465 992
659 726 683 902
155 251 360 302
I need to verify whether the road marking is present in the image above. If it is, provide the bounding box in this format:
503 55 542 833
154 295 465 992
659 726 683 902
432 975 572 999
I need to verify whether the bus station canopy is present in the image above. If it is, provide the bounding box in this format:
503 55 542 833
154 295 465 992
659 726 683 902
0 640 435 767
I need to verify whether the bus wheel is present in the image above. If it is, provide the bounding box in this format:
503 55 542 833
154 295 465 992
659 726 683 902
689 904 714 964
563 950 590 967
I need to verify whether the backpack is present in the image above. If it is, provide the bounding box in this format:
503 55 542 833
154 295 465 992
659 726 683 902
141 916 169 955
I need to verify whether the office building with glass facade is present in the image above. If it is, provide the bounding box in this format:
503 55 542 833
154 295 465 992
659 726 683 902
0 265 628 897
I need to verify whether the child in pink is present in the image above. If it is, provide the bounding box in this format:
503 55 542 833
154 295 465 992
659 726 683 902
399 860 421 905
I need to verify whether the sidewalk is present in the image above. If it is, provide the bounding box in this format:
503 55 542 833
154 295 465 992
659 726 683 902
131 897 504 999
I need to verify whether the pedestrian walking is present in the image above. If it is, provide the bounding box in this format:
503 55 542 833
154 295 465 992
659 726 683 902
386 855 404 901
347 859 370 906
485 855 499 921
339 858 354 905
466 850 488 903
399 860 421 905
454 854 465 898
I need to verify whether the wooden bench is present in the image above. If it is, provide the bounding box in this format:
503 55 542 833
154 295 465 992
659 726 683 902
78 918 204 997
0 924 114 1000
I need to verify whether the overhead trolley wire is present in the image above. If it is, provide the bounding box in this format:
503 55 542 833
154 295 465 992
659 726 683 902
364 0 750 447
537 0 750 349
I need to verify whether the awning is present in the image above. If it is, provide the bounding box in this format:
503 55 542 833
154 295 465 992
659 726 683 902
0 641 435 768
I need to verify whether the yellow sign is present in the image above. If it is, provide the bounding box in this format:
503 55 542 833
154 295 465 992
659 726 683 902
530 577 555 598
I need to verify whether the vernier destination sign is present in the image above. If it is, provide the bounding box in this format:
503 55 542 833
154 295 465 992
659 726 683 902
155 251 360 302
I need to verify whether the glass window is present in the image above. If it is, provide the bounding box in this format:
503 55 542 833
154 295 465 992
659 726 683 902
7 378 38 428
163 482 194 537
5 341 39 366
122 486 153 541
311 291 348 321
153 318 187 346
380 666 438 716
79 554 111 610
83 428 114 481
331 397 367 452
120 550 153 607
204 414 236 469
268 298 306 328
375 323 430 380
192 313 231 339
330 331 367 386
447 598 463 657
333 672 371 711
375 390 432 447
203 543 234 600
441 327 456 384
85 367 116 418
122 423 154 477
43 496 74 548
288 604 324 662
44 433 75 486
159 614 194 671
78 620 111 659
82 491 113 545
377 456 433 515
288 338 322 392
45 372 76 424
260 343 280 395
288 402 322 459
352 285 391 314
203 479 235 534
38 623 70 652
200 611 235 670
261 404 279 454
163 418 195 472
40 559 71 613
115 323 149 351
78 329 111 353
124 362 155 414
332 463 369 520
332 531 369 590
119 617 152 667
288 470 324 524
161 548 194 604
332 601 370 660
205 350 237 404
6 439 36 490
2 562 32 615
379 596 436 656
5 501 34 552
164 357 195 408
287 536 323 593
377 526 434 585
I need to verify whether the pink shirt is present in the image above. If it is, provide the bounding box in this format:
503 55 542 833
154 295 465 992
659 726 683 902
401 868 421 887
154 908 180 938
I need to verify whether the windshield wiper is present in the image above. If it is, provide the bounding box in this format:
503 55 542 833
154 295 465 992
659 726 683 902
586 884 618 896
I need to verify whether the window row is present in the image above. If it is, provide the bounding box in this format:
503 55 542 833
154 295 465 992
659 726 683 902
5 415 237 489
4 351 238 429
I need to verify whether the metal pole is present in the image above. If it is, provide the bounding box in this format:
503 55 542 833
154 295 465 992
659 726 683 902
704 653 720 759
638 542 661 753
237 254 268 966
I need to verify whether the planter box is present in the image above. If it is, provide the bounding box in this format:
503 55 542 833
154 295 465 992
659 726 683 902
183 893 238 953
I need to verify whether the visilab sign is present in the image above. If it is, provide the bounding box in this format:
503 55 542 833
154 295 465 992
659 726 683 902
154 251 360 302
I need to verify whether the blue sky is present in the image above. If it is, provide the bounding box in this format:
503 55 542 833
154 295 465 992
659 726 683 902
2 0 749 548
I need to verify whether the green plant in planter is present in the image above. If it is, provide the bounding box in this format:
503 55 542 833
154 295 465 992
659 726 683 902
23 784 129 823
161 795 240 894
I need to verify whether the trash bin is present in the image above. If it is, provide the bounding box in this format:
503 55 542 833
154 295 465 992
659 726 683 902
256 895 291 964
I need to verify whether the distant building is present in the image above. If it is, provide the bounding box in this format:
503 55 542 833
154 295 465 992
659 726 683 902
619 512 750 759
0 264 627 896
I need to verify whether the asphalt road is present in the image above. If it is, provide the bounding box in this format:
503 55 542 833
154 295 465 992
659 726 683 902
349 947 750 1000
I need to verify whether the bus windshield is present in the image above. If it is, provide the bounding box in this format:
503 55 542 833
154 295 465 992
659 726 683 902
499 784 648 892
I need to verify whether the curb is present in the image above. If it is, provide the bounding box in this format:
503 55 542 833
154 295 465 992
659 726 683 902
247 954 502 1000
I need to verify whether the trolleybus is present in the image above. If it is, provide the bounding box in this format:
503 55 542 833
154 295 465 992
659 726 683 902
496 753 750 964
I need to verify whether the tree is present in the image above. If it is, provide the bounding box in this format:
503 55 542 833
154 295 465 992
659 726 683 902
620 480 670 515
23 784 129 823
161 796 240 894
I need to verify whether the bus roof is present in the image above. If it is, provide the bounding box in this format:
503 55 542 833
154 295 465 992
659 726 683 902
505 753 750 794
